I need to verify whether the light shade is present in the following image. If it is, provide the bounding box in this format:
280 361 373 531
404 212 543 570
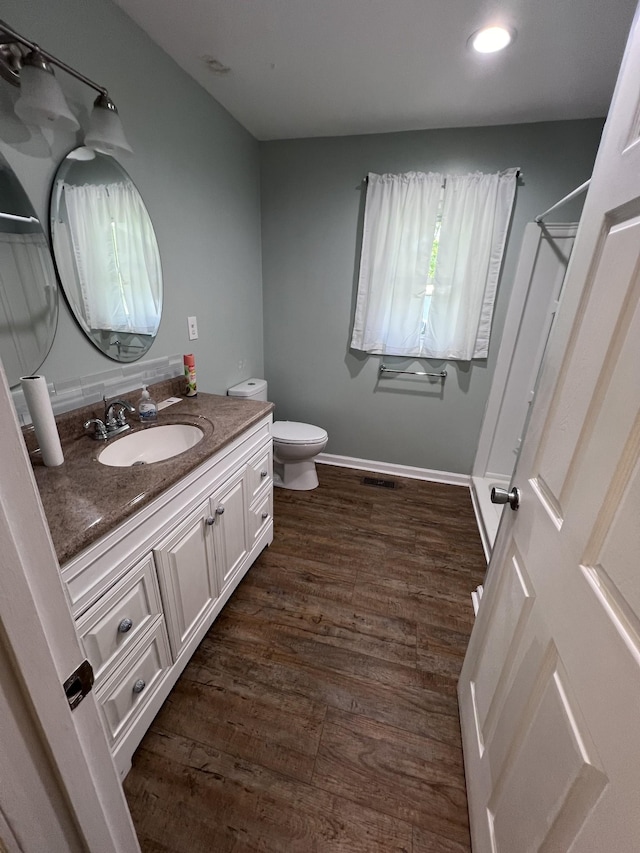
14 51 80 131
470 26 515 54
84 93 133 157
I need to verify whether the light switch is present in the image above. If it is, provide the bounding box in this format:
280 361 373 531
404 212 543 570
187 316 198 340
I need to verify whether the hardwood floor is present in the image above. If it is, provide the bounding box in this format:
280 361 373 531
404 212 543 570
124 464 487 852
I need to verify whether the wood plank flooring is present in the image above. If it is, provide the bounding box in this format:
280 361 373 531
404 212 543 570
124 464 487 852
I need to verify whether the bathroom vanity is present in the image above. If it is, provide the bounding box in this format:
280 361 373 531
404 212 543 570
28 384 273 778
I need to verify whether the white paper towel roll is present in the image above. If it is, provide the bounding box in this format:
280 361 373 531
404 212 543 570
21 375 64 467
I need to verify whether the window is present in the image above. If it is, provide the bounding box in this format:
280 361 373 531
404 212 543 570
350 168 518 361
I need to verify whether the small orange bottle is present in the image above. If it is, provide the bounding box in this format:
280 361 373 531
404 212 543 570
184 353 197 397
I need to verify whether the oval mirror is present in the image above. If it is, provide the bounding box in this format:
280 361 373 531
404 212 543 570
50 148 162 362
0 151 58 387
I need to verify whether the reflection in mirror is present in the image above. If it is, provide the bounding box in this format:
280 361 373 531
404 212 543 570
0 152 58 387
51 148 162 362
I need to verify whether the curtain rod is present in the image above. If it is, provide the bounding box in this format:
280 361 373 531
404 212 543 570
535 179 590 223
364 169 522 184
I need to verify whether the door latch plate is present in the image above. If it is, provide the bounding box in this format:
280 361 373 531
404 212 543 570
63 659 94 711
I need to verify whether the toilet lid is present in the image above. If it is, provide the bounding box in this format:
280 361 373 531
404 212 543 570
272 420 327 445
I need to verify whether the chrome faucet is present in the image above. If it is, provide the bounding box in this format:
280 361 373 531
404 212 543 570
83 417 108 440
84 396 136 441
104 396 136 436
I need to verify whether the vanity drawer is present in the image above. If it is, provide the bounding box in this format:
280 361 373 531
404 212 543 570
96 619 171 746
76 554 163 684
246 443 272 501
249 490 273 544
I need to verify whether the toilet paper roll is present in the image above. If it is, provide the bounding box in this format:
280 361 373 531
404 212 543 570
20 375 64 467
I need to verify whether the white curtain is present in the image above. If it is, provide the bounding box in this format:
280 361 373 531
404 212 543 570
351 167 518 360
351 171 443 355
62 182 161 334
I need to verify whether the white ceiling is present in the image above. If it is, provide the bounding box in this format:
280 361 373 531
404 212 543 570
113 0 638 141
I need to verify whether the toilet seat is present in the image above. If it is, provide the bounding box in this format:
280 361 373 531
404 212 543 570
272 421 328 445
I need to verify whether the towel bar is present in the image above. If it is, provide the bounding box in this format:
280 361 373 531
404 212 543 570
379 365 447 380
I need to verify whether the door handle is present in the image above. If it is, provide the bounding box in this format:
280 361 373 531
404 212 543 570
491 486 520 511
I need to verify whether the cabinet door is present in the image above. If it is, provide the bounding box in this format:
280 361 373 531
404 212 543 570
211 471 248 594
153 500 218 658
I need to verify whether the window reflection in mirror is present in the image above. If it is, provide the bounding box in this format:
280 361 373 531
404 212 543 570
50 148 162 362
0 152 58 387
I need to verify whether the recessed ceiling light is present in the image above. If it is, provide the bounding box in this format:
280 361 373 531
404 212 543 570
469 26 515 54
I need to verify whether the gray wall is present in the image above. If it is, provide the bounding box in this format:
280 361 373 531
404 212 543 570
0 0 264 394
260 120 603 475
0 2 606 476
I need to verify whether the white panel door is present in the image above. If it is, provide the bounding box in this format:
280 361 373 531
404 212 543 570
459 5 640 851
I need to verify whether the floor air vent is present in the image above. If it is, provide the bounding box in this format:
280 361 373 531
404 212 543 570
361 476 397 489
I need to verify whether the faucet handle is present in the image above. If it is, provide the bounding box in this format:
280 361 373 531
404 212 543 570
104 398 136 429
84 418 108 440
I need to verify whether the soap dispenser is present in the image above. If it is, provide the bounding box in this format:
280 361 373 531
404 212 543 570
138 385 158 422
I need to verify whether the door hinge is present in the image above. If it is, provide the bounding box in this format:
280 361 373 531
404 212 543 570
63 659 94 711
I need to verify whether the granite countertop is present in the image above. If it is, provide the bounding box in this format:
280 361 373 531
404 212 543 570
26 378 274 566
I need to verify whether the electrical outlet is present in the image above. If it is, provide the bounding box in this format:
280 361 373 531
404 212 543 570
187 316 198 340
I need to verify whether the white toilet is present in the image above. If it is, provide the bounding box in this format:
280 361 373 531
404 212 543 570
227 379 328 490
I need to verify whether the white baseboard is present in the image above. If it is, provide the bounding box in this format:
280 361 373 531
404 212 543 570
469 481 493 564
316 453 470 488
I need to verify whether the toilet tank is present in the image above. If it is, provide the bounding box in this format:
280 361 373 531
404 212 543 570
227 378 268 401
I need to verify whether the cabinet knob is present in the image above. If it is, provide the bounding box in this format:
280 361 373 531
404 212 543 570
206 516 215 525
132 678 146 694
260 469 268 478
118 618 133 633
261 511 269 520
215 505 225 515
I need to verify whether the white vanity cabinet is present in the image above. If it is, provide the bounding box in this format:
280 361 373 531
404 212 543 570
60 414 273 778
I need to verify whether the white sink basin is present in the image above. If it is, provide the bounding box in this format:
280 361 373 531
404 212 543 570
98 424 205 467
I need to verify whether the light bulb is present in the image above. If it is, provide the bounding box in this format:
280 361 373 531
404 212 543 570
470 26 515 54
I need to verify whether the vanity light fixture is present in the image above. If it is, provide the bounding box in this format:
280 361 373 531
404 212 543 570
469 25 516 54
0 19 132 156
84 93 133 157
14 49 80 131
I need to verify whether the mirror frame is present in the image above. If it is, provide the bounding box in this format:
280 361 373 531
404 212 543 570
50 147 163 363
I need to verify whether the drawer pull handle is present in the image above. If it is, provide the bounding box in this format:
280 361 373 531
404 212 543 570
132 679 146 694
206 516 215 526
216 505 225 515
260 470 268 478
261 512 269 520
118 618 133 634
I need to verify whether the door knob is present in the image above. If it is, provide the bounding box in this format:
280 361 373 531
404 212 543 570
216 505 225 515
491 486 520 511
